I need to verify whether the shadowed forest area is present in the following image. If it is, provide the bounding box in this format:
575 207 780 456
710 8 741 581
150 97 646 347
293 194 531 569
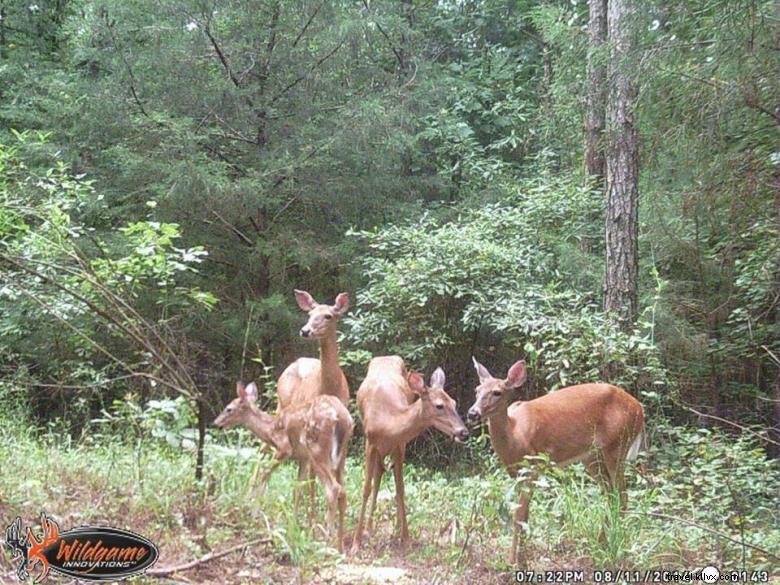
0 0 778 583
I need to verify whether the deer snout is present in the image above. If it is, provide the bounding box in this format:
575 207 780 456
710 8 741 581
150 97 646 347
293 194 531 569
300 327 311 337
455 427 470 442
467 407 481 423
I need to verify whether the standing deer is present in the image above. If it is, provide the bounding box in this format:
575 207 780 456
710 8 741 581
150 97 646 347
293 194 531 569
278 289 350 409
248 290 350 497
467 358 645 565
215 381 354 552
351 356 469 553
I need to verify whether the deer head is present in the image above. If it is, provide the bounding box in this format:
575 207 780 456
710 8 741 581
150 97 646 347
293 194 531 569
409 368 469 442
214 382 290 455
214 381 261 428
467 358 527 422
295 289 349 339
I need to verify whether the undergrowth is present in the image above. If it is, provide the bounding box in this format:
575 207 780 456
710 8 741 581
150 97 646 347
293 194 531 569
0 404 777 583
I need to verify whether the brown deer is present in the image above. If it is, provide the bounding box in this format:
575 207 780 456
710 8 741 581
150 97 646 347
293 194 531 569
214 381 354 552
248 290 350 497
467 358 645 565
277 289 350 409
351 356 469 554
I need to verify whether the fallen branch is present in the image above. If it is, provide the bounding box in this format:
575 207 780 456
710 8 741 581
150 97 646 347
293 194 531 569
681 404 779 447
146 537 272 577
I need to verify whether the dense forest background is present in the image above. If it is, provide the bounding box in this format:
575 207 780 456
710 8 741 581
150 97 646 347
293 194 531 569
0 0 778 580
1 0 776 448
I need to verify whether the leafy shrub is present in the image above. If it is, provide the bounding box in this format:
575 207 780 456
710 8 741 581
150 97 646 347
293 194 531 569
345 175 666 401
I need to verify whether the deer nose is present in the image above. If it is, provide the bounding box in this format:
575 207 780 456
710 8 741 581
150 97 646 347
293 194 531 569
467 407 481 423
300 328 310 337
457 427 470 442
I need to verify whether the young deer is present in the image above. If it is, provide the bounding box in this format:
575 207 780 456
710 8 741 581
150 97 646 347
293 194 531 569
467 358 645 565
214 381 354 552
351 356 469 554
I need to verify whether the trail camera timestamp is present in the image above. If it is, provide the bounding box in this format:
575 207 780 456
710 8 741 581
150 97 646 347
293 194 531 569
515 570 586 583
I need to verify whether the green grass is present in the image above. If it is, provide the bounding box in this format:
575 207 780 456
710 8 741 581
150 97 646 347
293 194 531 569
0 414 778 584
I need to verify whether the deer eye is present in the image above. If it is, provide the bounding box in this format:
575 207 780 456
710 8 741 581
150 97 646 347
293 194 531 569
324 314 332 320
492 391 502 397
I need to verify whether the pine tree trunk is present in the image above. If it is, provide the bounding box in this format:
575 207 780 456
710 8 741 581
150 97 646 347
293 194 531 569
604 0 639 331
772 134 780 458
585 0 607 181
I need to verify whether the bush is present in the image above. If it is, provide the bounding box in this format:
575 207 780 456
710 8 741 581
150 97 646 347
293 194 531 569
345 175 666 404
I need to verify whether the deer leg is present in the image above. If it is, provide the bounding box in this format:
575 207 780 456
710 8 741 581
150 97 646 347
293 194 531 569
245 443 282 500
248 457 283 501
392 445 409 547
307 466 317 525
510 480 534 568
307 454 341 548
294 460 317 527
366 454 384 533
334 439 348 554
351 443 377 554
603 450 627 511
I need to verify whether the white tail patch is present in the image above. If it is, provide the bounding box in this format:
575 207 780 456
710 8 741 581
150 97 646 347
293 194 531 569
626 429 643 462
331 429 340 468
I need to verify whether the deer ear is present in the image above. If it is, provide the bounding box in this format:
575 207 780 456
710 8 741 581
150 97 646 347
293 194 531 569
294 289 317 312
505 360 527 389
430 367 446 389
408 372 426 396
244 382 259 403
236 381 246 398
472 357 492 383
333 292 350 315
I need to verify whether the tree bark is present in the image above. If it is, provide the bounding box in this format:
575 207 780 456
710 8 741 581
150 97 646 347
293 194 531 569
196 397 206 481
772 117 780 458
585 0 607 181
604 0 639 331
0 3 6 61
398 0 413 81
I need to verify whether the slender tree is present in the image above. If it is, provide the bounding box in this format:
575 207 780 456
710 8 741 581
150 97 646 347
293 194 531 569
604 0 639 331
584 0 607 181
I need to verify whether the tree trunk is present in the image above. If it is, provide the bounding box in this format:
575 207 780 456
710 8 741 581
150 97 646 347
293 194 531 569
398 0 413 82
585 0 607 181
0 1 7 61
772 123 780 458
604 0 639 331
195 397 207 481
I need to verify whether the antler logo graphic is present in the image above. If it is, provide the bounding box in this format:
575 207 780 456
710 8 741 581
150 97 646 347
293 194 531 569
3 514 60 583
4 517 30 581
3 512 158 582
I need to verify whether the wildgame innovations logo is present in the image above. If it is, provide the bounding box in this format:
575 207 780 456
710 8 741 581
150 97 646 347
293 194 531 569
3 512 158 582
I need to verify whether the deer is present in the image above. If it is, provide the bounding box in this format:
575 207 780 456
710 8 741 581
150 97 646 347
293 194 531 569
214 381 354 552
247 289 350 498
467 357 645 566
350 356 470 554
277 289 350 409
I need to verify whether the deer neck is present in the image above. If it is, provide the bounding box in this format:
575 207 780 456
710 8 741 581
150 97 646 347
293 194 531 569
486 403 517 465
393 399 430 446
244 408 283 450
318 329 342 393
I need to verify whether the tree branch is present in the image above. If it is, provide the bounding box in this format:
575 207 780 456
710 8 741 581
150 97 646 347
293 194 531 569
204 21 241 88
146 537 272 577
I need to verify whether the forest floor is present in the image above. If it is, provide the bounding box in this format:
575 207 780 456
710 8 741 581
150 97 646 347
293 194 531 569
0 420 778 584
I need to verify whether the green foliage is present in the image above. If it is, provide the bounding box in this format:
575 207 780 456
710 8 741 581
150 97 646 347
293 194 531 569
652 423 779 529
346 175 665 396
0 133 214 424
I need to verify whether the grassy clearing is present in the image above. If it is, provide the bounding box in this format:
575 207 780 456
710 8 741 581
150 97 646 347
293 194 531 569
0 414 777 584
